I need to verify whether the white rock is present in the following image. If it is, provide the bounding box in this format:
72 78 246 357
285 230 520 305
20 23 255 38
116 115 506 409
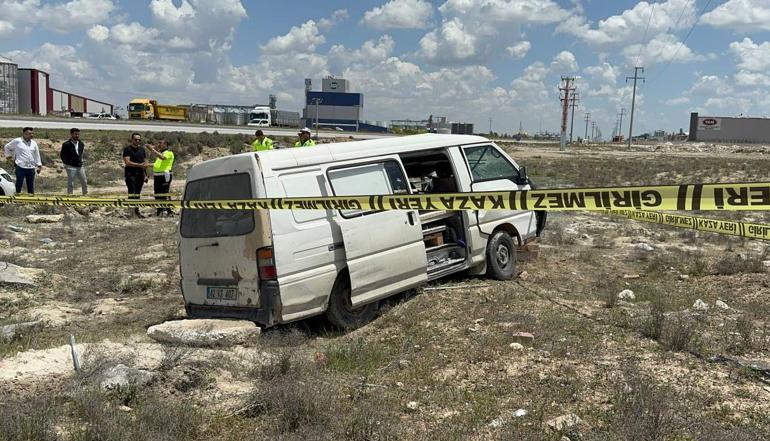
100 364 156 390
1 320 42 341
513 408 527 417
26 214 64 224
406 401 419 411
546 413 583 432
617 289 635 301
147 319 261 347
509 342 525 351
634 243 654 252
693 299 709 311
0 262 44 285
715 300 729 310
678 274 690 281
488 417 504 428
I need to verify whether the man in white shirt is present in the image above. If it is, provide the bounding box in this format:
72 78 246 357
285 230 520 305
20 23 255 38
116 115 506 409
4 127 43 194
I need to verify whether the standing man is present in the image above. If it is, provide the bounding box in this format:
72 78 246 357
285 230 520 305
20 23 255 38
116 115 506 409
294 127 316 147
60 128 88 195
4 127 42 194
122 133 149 217
147 140 174 216
252 130 273 151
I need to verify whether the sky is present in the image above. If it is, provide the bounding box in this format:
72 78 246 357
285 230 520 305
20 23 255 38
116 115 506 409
1 0 769 137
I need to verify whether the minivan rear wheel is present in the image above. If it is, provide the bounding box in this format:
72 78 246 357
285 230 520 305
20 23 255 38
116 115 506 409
486 230 517 280
326 273 379 330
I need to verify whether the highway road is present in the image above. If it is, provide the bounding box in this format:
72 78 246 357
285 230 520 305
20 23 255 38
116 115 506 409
0 117 391 139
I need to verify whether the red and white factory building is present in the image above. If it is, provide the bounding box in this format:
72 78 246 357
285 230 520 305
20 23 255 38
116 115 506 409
0 56 114 116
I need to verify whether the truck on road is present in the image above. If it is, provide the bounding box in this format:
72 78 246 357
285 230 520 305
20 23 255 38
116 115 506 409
129 99 188 121
248 106 300 128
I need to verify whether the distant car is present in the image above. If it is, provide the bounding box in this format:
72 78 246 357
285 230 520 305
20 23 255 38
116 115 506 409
0 168 16 197
86 112 116 120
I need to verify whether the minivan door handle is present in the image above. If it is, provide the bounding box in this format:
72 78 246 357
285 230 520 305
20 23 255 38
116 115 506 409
406 211 416 226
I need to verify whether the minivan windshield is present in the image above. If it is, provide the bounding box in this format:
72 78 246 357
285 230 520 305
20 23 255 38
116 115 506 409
180 173 255 238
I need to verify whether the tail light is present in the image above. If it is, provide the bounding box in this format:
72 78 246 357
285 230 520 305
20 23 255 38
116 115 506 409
257 247 277 280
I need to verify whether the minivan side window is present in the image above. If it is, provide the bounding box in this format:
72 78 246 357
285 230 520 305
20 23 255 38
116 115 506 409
328 160 408 218
464 145 518 182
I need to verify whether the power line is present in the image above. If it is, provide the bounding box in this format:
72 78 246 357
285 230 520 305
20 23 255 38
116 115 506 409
635 2 657 67
651 0 715 82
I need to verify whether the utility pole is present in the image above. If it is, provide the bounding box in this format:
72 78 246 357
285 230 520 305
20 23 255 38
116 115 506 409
617 108 626 139
559 76 575 151
311 98 322 138
584 112 591 141
489 118 492 135
626 67 645 148
569 92 580 144
591 121 596 141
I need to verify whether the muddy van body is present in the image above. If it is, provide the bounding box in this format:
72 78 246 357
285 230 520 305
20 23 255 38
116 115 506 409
179 134 544 329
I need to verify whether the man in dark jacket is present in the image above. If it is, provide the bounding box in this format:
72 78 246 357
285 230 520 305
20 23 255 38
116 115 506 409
60 128 88 195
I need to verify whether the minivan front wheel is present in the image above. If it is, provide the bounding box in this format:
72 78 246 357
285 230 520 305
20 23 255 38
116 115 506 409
486 230 517 280
326 273 379 330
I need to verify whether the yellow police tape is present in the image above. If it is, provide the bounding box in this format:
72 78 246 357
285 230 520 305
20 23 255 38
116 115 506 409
607 210 770 241
1 182 769 211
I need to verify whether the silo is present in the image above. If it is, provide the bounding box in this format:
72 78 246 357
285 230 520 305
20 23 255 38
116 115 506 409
0 56 18 114
233 108 248 125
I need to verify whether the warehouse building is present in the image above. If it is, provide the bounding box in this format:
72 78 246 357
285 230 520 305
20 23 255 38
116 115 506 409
0 61 113 116
688 112 770 143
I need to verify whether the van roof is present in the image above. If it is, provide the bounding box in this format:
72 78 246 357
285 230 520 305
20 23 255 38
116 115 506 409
251 133 490 174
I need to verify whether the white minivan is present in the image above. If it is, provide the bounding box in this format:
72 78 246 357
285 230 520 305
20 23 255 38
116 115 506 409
179 134 545 329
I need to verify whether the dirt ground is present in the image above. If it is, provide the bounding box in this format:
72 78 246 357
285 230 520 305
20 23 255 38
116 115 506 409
1 137 769 441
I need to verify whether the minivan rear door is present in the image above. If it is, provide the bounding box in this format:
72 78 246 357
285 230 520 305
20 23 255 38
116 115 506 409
325 158 427 307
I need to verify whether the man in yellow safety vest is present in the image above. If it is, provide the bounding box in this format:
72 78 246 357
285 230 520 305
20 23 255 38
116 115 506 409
147 140 175 216
252 130 273 151
294 127 316 147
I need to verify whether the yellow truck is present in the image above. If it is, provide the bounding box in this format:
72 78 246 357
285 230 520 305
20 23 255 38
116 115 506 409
128 98 188 121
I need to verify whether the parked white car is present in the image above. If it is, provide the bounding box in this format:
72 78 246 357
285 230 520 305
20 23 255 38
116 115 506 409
0 168 16 196
86 112 116 120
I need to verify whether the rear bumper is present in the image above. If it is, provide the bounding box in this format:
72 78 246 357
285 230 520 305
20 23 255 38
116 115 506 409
185 281 282 327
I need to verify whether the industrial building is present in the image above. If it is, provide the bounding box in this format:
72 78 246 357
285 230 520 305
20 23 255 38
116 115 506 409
0 58 113 116
0 56 18 114
303 77 363 131
689 112 770 143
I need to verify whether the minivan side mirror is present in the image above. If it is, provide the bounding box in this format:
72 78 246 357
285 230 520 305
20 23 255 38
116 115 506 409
515 166 529 185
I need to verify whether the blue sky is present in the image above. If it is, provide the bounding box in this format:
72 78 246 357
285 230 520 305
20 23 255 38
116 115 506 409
1 0 769 137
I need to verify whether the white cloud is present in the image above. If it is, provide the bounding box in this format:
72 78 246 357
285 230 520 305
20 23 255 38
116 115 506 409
506 41 530 59
0 0 115 33
702 0 770 32
558 0 696 47
729 38 770 72
734 71 770 87
584 62 618 85
664 96 689 105
318 9 349 30
0 20 15 38
329 35 396 71
261 20 325 54
622 33 702 66
550 50 578 73
110 22 160 45
87 24 109 41
361 0 433 30
418 0 569 65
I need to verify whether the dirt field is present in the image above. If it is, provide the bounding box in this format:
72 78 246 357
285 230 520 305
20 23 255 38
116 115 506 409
1 134 769 440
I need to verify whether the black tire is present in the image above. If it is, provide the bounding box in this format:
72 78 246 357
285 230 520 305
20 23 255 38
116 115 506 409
486 230 517 280
326 273 379 330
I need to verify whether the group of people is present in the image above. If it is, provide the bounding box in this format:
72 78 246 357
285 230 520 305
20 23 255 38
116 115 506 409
251 127 316 151
4 128 175 217
3 125 316 215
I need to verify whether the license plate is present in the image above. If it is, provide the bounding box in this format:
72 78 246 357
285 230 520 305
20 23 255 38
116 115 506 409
206 287 238 301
